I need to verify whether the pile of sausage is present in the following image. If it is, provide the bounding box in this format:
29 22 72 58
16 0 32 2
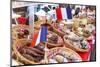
17 45 45 63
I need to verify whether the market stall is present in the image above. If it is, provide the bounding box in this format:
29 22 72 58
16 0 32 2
11 1 96 66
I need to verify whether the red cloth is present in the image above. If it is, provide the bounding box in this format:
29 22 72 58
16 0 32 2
78 35 95 61
78 42 92 61
17 17 27 24
56 8 62 20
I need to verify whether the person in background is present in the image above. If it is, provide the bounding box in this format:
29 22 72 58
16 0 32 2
34 14 38 22
51 20 59 29
74 7 80 17
86 6 96 25
79 6 87 18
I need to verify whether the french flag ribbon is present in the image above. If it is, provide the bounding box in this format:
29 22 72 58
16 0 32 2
56 8 62 20
55 6 72 20
66 6 73 19
31 25 48 47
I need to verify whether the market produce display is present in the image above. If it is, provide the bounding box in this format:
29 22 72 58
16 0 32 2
12 1 96 66
13 39 82 64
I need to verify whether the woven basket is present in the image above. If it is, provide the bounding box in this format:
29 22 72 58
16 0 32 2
52 27 66 37
12 24 31 40
47 31 63 49
73 29 91 38
34 20 46 30
47 47 82 63
44 22 65 37
63 35 89 52
13 39 40 64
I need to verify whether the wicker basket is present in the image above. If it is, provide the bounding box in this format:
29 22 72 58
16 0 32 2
72 29 91 38
47 47 82 63
12 24 31 40
47 31 63 49
52 27 66 37
44 22 65 37
13 39 41 64
34 20 46 30
63 35 89 52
